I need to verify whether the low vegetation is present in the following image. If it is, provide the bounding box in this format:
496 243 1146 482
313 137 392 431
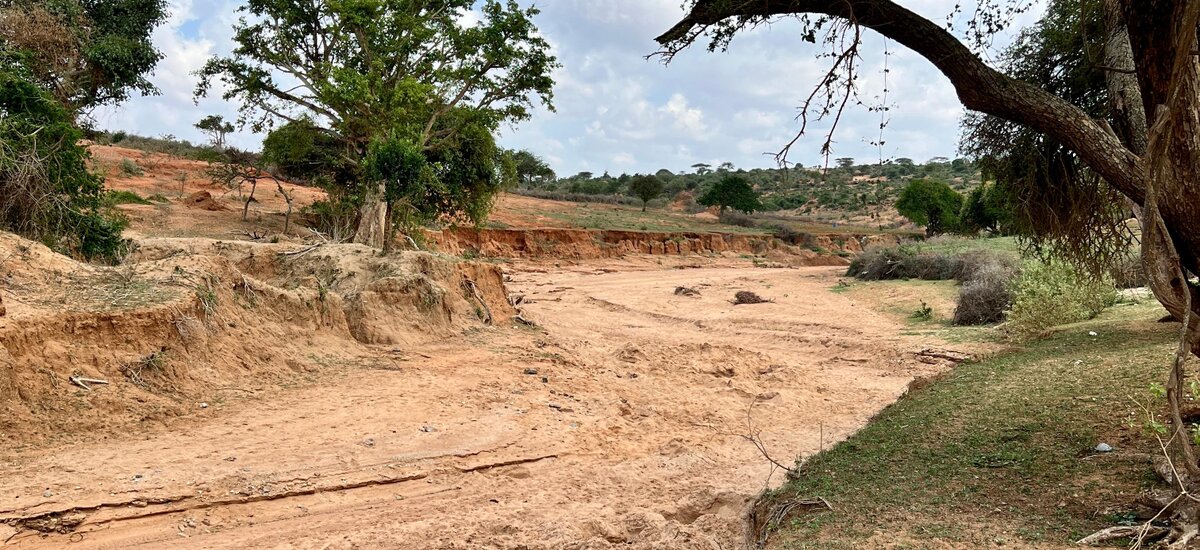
759 301 1173 548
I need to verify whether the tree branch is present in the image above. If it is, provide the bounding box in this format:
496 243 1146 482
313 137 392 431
656 0 1147 204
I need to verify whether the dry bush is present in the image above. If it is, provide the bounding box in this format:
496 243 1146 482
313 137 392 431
953 261 1017 325
732 291 770 305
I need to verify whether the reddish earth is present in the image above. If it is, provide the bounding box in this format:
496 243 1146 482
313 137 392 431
0 146 956 548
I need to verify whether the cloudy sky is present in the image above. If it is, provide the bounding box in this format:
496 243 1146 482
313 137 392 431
92 1 1039 176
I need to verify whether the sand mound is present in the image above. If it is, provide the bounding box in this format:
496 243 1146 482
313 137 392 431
185 190 226 211
0 233 513 440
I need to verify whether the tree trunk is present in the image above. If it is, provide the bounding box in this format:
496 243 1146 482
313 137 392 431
382 200 395 254
353 185 388 248
242 179 257 222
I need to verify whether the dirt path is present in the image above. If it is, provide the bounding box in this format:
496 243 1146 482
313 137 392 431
0 265 948 549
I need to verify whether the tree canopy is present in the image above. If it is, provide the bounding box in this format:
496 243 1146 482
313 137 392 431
698 175 761 215
196 115 235 150
197 0 557 243
656 0 1200 540
0 0 168 117
895 179 962 236
628 174 664 212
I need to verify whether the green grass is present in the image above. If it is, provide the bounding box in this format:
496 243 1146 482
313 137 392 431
761 299 1175 548
910 235 1022 256
103 189 152 206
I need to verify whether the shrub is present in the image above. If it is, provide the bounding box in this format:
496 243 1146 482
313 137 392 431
719 210 758 228
953 260 1017 325
103 190 151 206
119 158 144 177
1005 259 1117 340
0 66 128 263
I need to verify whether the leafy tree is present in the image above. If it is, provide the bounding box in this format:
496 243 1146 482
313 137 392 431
895 179 962 236
699 175 761 215
0 0 168 117
627 175 664 212
835 157 855 169
195 115 234 150
511 150 555 188
261 119 352 184
366 137 430 253
691 163 712 175
196 0 557 245
0 63 126 261
958 183 1010 235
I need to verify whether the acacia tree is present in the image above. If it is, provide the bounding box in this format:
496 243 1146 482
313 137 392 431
628 174 664 212
195 115 234 150
196 0 556 246
657 0 1200 542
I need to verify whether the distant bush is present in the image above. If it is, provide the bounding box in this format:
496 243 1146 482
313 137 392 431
119 159 144 177
1005 259 1117 340
719 210 757 228
103 190 151 206
513 188 640 206
99 131 221 161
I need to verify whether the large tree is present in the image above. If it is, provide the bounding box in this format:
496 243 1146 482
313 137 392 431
196 0 556 246
0 0 168 117
895 179 962 236
699 174 761 215
657 0 1200 542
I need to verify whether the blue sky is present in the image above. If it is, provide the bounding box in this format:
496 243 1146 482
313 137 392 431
92 0 1039 176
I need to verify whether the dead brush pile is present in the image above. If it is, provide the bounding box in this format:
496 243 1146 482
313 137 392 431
732 291 771 305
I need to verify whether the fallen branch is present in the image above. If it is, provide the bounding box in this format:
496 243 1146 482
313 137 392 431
69 376 108 391
1077 525 1168 546
915 349 973 363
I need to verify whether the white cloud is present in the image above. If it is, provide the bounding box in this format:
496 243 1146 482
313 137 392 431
100 0 1046 174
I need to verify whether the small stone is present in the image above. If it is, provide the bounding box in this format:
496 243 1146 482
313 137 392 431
199 402 209 409
1088 331 1099 337
360 438 375 448
523 368 539 375
42 490 52 498
420 425 437 433
1095 443 1114 453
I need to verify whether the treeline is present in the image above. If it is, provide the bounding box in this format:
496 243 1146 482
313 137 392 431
512 151 981 214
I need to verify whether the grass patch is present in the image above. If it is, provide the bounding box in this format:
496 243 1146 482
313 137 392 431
761 301 1174 548
103 189 152 206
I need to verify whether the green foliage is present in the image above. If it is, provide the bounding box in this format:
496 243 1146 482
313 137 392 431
896 179 963 235
197 0 554 234
261 119 353 184
194 114 234 148
958 182 1015 235
1005 259 1117 340
0 65 127 261
698 174 761 214
366 136 431 232
119 158 144 177
103 189 150 206
960 0 1130 276
511 149 555 187
627 174 664 211
0 0 168 114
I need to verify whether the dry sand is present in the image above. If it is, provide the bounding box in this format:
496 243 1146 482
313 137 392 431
1 261 955 549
